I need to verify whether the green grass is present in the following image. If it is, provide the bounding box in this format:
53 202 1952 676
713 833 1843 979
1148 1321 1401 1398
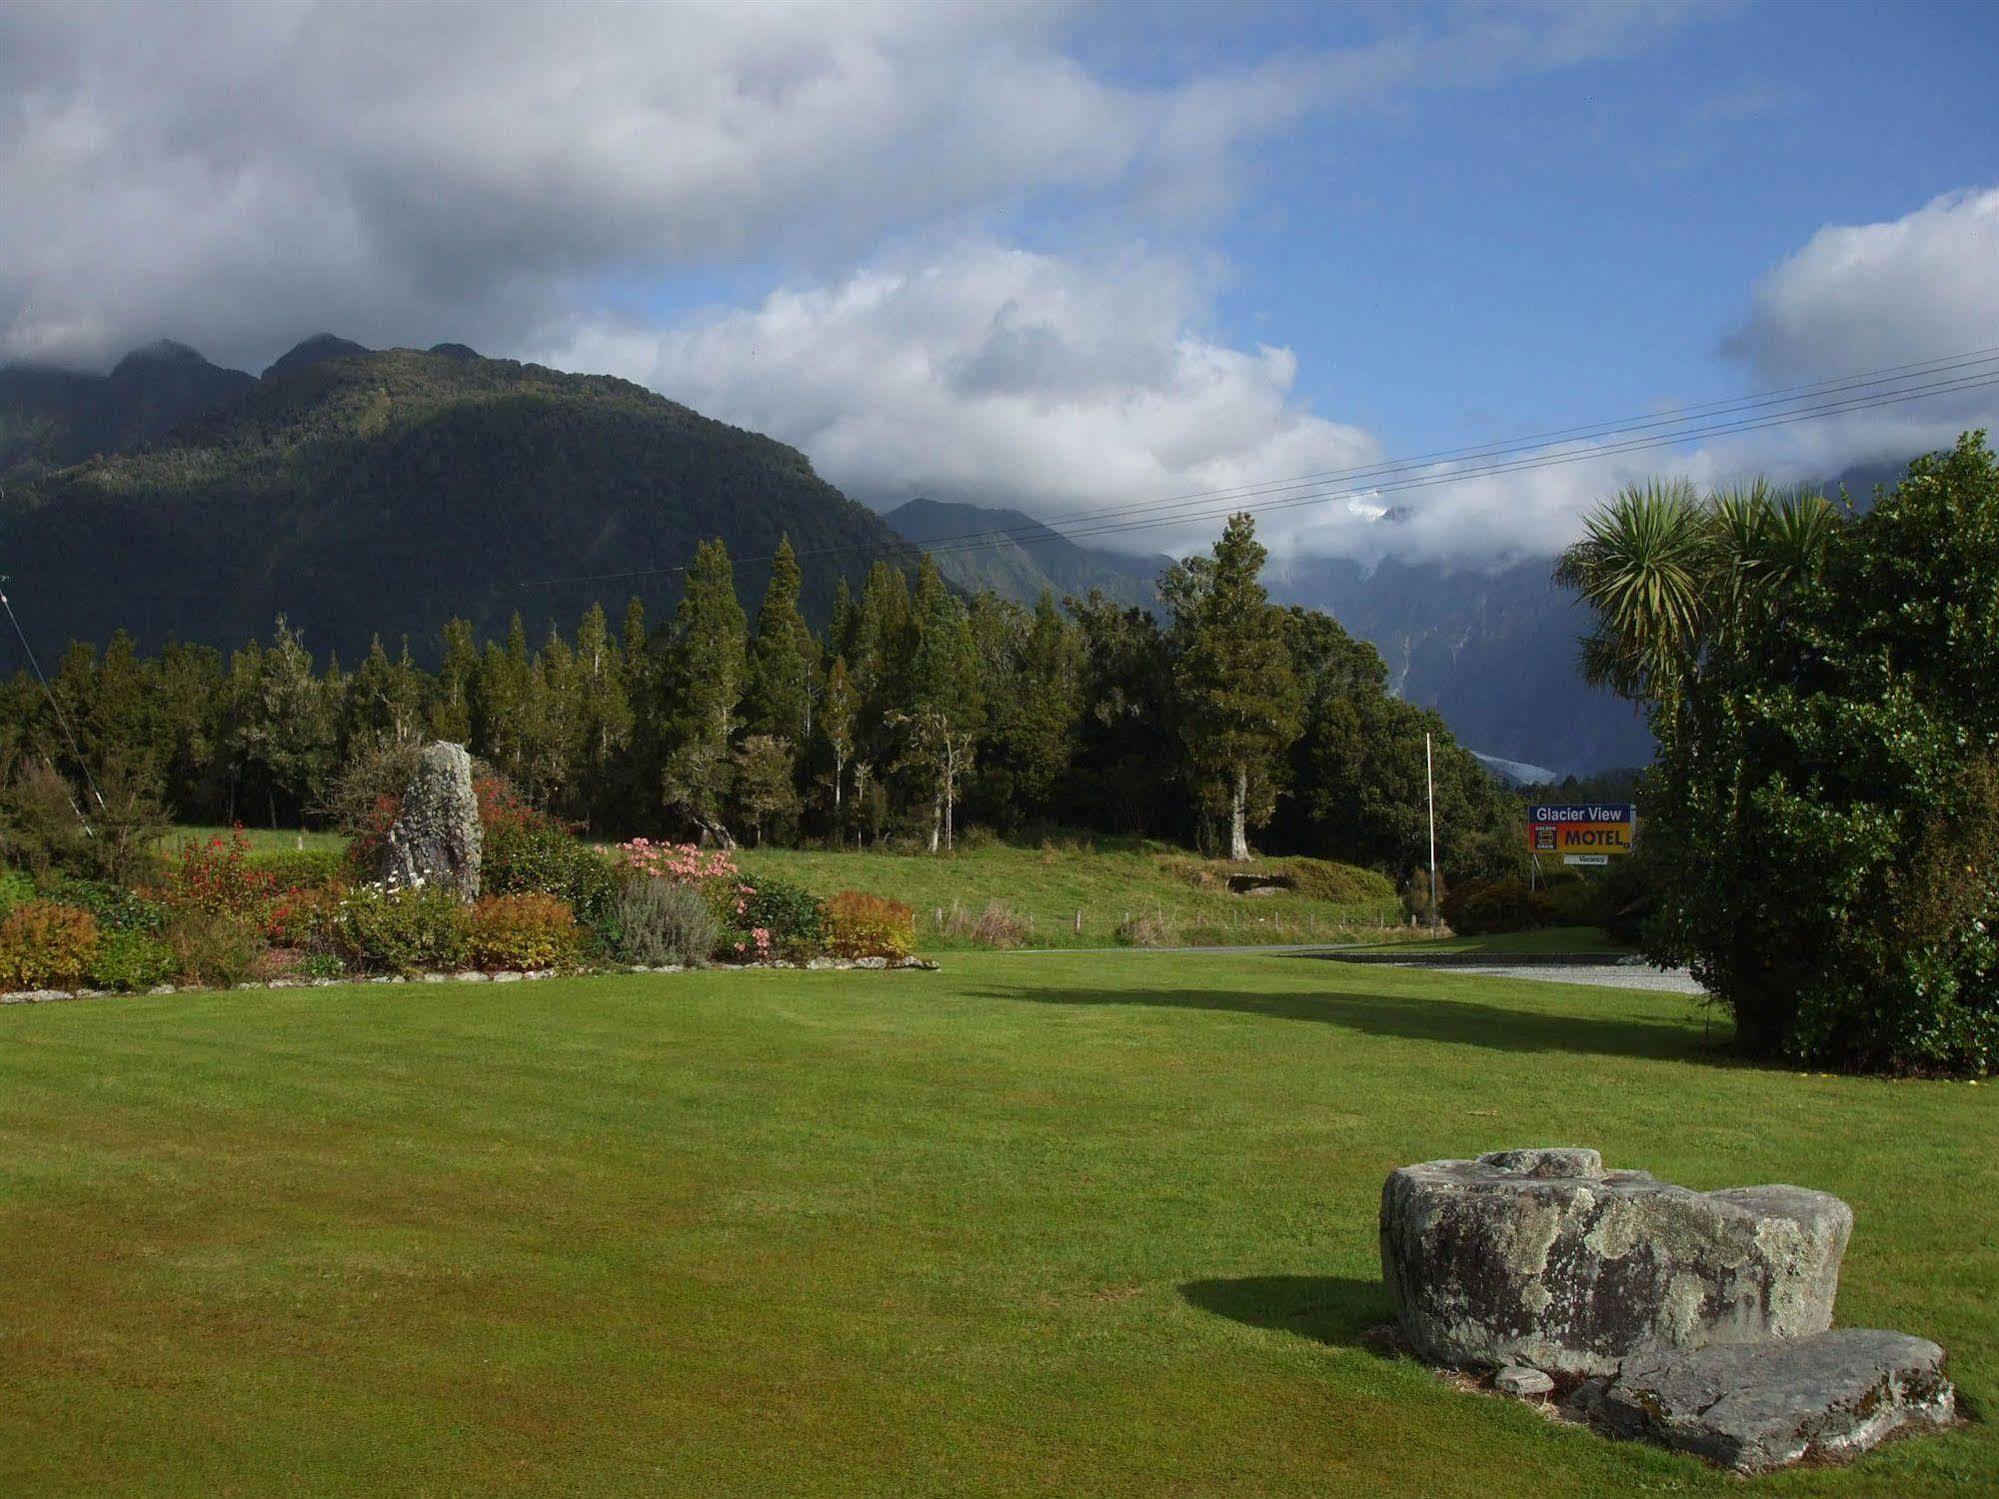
737 837 1405 949
1 956 1990 1496
1405 926 1631 955
169 824 348 855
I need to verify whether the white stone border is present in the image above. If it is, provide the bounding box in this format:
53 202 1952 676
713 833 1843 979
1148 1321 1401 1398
0 955 939 1005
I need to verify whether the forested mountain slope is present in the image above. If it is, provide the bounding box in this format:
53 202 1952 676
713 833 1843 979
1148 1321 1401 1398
0 339 910 659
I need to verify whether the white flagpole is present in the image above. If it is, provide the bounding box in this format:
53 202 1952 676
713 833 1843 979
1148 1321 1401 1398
1426 731 1438 934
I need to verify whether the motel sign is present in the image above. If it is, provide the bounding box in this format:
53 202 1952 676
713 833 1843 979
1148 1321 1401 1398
1527 803 1636 867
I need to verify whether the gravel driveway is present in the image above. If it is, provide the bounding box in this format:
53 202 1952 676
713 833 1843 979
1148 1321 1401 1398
1412 961 1706 995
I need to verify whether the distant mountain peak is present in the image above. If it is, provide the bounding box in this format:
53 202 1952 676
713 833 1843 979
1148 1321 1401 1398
111 339 212 373
262 333 371 382
426 342 481 361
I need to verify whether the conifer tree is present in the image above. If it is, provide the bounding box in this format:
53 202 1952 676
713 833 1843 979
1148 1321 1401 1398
892 556 984 852
1164 514 1301 861
1003 590 1082 818
661 539 747 845
429 617 478 743
744 534 819 746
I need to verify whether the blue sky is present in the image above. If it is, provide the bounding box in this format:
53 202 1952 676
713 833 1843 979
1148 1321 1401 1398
1193 1 1999 450
4 0 1997 562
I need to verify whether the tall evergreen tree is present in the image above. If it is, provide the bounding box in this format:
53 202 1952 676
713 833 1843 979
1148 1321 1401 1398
1164 514 1301 861
892 556 984 852
661 539 748 845
428 617 478 743
743 534 819 746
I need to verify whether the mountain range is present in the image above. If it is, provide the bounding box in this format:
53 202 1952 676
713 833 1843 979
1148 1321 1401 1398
0 335 1937 776
0 336 909 660
884 497 1165 615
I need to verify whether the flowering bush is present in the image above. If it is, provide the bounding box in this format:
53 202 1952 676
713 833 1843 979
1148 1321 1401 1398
615 839 741 884
265 882 346 951
466 892 580 971
156 827 276 917
332 885 469 974
825 891 915 962
0 900 101 989
736 875 826 961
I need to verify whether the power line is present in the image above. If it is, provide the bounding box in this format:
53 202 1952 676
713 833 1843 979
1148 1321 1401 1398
517 351 1999 589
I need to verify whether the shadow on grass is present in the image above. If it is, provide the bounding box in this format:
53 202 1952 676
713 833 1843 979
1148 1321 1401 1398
974 979 1750 1066
1180 1274 1388 1349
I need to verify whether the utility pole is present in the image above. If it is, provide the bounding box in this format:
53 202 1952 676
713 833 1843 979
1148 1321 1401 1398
1425 731 1438 935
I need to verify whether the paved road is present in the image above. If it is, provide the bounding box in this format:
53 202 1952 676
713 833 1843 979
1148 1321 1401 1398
986 942 1368 956
1430 961 1706 995
986 943 1707 994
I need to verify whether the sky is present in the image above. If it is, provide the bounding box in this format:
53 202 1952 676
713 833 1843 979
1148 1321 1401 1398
4 0 1998 566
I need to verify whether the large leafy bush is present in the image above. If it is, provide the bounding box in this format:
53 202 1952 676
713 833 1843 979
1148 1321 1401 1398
825 891 914 961
332 886 469 974
482 796 616 934
736 873 826 960
466 892 580 971
156 827 276 917
1566 434 1999 1073
89 929 176 991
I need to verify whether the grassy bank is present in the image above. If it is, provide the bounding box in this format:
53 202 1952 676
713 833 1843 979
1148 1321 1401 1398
736 838 1408 949
0 955 1990 1495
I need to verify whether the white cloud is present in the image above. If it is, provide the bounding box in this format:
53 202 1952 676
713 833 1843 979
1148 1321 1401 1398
546 241 1381 557
545 178 1999 573
1730 187 1999 380
0 0 1701 370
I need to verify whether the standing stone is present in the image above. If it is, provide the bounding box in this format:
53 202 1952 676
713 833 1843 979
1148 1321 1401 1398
1599 1329 1955 1472
381 742 482 901
1380 1148 1851 1376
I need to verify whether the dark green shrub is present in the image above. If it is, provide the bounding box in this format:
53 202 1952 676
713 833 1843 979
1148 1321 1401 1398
0 900 100 989
739 874 826 953
483 821 617 933
1442 875 1558 935
42 875 164 934
89 929 176 991
612 875 717 968
333 886 468 974
248 848 347 891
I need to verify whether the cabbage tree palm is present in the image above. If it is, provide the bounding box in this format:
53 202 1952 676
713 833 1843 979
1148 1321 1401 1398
1555 479 1839 717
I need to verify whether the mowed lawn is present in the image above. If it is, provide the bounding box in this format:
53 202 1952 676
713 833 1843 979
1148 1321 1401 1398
0 957 1990 1496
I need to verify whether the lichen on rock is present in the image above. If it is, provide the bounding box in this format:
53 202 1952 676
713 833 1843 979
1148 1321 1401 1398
1379 1148 1850 1376
380 741 482 901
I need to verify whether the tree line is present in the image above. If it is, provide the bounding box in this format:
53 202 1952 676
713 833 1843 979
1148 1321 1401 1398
0 513 1517 883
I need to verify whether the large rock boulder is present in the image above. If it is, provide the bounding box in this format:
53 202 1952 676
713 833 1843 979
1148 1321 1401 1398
1380 1148 1850 1375
1599 1329 1955 1472
381 742 481 901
